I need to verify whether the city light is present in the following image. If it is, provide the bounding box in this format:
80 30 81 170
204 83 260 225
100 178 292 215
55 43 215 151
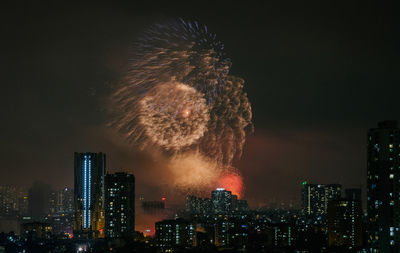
1 2 396 252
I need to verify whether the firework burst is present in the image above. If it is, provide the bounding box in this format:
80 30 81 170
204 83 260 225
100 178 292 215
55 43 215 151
109 19 253 195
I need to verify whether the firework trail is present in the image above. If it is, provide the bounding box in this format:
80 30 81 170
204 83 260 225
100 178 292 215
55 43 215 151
109 19 253 195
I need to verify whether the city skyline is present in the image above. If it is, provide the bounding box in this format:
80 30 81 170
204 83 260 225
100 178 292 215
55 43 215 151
1 1 400 252
0 122 397 251
2 2 398 209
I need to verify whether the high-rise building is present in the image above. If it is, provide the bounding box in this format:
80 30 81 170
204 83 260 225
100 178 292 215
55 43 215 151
185 196 212 215
301 182 341 220
104 172 135 238
212 188 232 214
232 196 249 213
73 152 105 239
214 216 235 247
49 188 73 215
272 223 293 248
327 195 363 247
57 188 74 214
155 218 195 250
325 184 342 204
0 185 28 217
367 121 400 252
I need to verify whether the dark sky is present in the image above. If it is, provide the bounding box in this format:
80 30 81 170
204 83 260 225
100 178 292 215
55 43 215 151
1 1 399 208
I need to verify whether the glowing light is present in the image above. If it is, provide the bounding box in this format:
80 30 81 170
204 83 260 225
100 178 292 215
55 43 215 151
83 155 91 229
138 82 209 150
108 18 253 165
168 152 223 193
108 19 253 195
161 197 166 201
182 109 190 117
218 172 243 198
83 156 87 228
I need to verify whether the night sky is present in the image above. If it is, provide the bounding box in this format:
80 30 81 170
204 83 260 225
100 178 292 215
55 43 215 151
1 1 399 208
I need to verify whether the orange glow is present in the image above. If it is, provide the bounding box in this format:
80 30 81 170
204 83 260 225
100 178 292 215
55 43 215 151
182 108 190 117
161 197 166 201
218 172 243 198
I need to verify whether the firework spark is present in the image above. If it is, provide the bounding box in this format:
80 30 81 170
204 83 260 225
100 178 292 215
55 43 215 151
109 19 253 195
139 82 209 150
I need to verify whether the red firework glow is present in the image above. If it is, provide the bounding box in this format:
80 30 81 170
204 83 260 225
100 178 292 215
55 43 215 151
218 173 244 198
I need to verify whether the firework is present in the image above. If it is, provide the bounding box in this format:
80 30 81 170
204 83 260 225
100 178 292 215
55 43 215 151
139 82 209 150
168 152 223 195
109 19 252 195
218 171 244 198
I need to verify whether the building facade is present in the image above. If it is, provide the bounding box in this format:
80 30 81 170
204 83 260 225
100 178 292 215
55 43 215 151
185 195 212 215
155 218 195 250
367 121 400 252
0 185 28 217
327 198 362 248
212 188 232 214
104 172 135 238
301 182 341 220
73 152 105 239
55 188 74 214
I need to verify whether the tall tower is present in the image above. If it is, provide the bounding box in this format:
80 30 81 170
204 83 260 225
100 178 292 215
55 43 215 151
212 188 232 214
367 121 400 252
327 189 363 247
73 152 106 239
104 172 135 238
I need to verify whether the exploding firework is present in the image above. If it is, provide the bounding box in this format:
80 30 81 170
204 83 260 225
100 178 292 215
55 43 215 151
139 82 209 150
109 19 252 196
218 171 244 198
